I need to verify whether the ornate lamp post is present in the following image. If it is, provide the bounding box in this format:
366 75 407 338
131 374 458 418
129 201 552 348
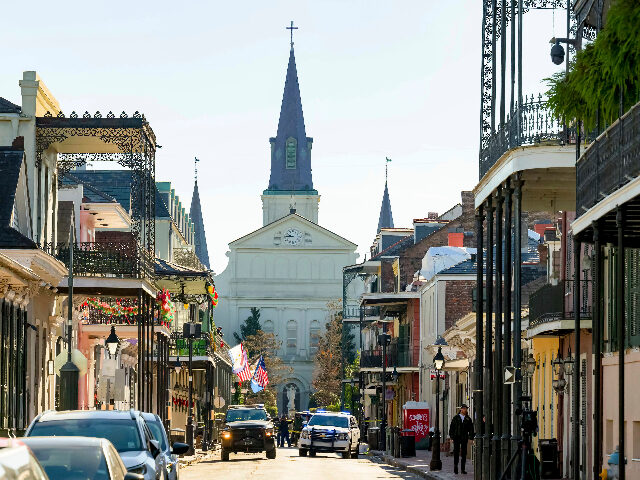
378 332 391 451
105 326 120 357
60 225 79 411
430 337 447 471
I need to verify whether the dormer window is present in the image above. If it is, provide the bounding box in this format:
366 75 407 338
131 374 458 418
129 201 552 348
285 137 297 169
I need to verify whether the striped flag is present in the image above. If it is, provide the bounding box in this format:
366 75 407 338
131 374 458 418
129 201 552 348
237 361 253 382
252 356 269 388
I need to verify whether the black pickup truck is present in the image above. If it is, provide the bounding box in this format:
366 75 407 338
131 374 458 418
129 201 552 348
220 405 276 461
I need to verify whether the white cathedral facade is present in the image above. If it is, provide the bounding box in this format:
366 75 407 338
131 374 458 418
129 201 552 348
214 45 358 412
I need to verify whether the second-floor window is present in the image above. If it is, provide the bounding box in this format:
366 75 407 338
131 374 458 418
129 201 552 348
286 320 297 356
309 320 320 355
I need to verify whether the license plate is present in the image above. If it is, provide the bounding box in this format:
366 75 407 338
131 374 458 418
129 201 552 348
243 438 253 445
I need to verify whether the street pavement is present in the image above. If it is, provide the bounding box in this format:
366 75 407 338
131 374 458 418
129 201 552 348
181 446 421 480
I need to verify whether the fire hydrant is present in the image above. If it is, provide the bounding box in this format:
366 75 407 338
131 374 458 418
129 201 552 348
600 446 624 480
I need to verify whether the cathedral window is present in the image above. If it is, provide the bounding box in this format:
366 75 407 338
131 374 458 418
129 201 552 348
309 321 320 355
286 320 297 355
285 137 297 169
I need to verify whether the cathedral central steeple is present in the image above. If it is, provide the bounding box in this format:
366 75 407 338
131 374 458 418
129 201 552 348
267 45 314 193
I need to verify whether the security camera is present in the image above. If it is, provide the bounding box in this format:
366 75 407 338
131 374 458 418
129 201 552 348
550 41 565 65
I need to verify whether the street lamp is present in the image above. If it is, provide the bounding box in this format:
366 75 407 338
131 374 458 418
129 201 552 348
105 326 120 357
525 353 537 377
172 357 183 374
430 336 448 471
564 348 574 377
377 332 391 451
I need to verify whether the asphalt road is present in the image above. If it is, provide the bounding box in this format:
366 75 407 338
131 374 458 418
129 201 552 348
181 447 420 480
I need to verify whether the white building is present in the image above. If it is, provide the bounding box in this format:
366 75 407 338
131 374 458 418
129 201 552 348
214 45 358 412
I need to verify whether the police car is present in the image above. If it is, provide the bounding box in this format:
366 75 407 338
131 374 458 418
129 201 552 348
298 411 360 458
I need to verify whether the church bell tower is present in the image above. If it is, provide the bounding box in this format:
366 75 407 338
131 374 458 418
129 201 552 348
261 40 319 225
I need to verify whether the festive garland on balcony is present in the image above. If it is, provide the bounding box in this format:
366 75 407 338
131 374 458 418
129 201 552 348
82 298 139 317
155 288 176 324
206 282 219 307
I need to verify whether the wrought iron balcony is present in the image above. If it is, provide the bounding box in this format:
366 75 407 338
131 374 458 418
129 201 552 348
359 342 415 369
480 95 573 179
576 100 640 216
169 331 230 360
44 241 154 279
528 280 592 330
343 305 381 320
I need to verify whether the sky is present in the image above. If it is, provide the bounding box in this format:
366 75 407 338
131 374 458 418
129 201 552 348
0 1 567 273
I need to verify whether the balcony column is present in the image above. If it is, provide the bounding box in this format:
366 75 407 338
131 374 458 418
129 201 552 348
512 177 523 452
502 180 512 471
148 294 154 413
616 207 626 480
593 221 603 478
493 186 503 477
573 236 581 480
483 196 493 480
474 206 484 480
137 289 143 409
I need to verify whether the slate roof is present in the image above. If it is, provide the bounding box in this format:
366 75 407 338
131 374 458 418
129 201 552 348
189 180 210 269
267 47 314 192
0 149 36 248
377 181 394 233
0 97 20 114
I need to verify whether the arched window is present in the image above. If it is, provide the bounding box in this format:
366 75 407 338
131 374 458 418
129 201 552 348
263 320 274 334
286 320 297 356
309 320 321 355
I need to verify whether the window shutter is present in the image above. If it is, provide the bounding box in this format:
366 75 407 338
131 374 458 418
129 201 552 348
627 249 640 346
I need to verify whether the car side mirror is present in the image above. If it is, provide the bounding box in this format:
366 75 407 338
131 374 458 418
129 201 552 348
124 473 145 480
149 439 161 458
171 442 190 455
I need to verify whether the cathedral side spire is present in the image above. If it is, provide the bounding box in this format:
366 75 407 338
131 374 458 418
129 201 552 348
190 168 210 269
377 159 394 232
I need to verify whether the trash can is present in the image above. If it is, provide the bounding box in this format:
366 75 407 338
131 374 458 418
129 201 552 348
368 427 380 451
400 429 416 457
539 439 559 478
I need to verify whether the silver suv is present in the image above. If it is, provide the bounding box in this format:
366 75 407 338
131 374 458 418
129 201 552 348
26 410 164 480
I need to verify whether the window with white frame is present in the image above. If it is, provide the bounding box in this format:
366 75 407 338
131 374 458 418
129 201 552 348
286 320 297 356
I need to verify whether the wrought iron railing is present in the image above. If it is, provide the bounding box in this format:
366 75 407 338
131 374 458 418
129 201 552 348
343 305 381 320
480 94 574 179
359 342 415 369
576 100 640 216
528 280 592 329
169 331 230 361
44 241 154 279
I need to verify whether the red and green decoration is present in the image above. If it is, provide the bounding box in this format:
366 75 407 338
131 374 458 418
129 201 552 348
155 288 176 324
81 298 138 317
206 282 219 308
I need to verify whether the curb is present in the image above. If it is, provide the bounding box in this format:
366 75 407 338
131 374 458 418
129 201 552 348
369 451 449 480
178 447 219 467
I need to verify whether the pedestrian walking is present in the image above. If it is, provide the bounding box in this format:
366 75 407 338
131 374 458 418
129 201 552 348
448 404 474 474
279 415 291 448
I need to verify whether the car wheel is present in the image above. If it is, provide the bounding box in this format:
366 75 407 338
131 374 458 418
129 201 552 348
221 449 230 461
353 442 359 458
266 448 277 459
309 449 316 457
298 448 307 457
342 448 352 459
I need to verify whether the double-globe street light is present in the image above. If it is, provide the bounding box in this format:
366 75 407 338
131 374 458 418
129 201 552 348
430 337 448 471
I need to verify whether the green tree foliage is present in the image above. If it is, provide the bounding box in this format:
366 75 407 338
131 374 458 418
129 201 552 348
546 0 640 130
234 307 262 347
311 301 346 408
343 352 361 415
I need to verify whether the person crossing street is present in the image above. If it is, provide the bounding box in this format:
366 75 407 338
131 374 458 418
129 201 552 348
448 404 474 474
279 415 291 448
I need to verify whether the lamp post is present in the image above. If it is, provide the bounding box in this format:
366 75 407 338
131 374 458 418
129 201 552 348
183 314 201 456
378 332 391 451
60 225 79 411
105 326 120 358
430 337 447 471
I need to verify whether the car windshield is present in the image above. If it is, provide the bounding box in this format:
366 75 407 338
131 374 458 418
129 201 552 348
308 415 349 428
29 419 143 452
225 409 268 422
145 420 168 451
25 444 109 480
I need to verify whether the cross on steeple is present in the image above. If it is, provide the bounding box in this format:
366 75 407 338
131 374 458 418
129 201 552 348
287 21 298 48
194 157 200 182
385 157 392 182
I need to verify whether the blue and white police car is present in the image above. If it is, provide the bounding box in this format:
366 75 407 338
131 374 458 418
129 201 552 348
298 411 360 459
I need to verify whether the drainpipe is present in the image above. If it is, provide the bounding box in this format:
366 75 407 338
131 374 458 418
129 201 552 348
593 221 602 477
483 196 493 480
573 237 581 480
616 207 625 480
474 206 484 480
493 187 503 476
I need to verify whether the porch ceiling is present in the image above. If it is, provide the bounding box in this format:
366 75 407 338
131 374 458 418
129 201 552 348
574 197 640 247
474 144 576 212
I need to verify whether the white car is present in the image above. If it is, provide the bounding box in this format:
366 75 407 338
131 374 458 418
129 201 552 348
298 412 360 458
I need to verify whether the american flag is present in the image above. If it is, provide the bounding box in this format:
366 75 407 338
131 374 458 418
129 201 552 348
252 356 269 387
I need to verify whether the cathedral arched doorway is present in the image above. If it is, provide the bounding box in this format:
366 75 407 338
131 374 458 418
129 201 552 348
280 381 301 415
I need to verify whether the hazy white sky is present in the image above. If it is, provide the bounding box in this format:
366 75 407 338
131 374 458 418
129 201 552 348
0 1 566 273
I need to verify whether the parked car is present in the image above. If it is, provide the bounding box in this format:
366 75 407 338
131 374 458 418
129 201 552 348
139 413 188 480
0 440 48 480
25 410 163 480
220 405 276 461
298 411 360 458
20 436 143 480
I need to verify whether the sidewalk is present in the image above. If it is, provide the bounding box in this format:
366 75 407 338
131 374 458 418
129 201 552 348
369 448 473 480
178 445 220 467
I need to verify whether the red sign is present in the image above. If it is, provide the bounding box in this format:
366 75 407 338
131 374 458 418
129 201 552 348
403 408 430 442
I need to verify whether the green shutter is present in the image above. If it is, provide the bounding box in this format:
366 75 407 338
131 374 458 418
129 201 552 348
608 248 617 352
626 249 640 347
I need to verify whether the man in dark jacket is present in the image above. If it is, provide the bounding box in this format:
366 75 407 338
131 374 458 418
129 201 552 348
279 415 291 447
448 404 474 474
